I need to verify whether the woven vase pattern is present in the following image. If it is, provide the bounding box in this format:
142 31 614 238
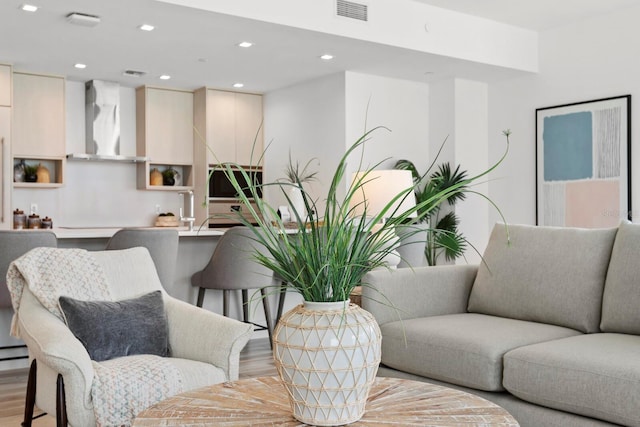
273 300 382 426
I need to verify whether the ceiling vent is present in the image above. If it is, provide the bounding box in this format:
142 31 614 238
66 12 101 27
336 0 368 22
122 69 147 77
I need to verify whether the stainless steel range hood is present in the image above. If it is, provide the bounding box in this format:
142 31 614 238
67 80 147 163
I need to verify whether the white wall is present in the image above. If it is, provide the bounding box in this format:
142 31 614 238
263 71 430 216
12 81 183 227
454 79 489 263
429 78 493 264
489 5 640 226
344 71 430 181
263 73 346 216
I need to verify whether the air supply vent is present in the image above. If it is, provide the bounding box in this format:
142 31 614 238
66 12 101 27
336 0 368 22
122 69 147 77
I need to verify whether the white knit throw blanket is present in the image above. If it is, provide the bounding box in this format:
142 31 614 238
7 247 112 336
7 247 184 427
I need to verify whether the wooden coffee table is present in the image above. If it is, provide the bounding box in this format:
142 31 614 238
133 376 519 426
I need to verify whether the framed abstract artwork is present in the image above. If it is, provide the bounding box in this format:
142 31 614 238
536 95 631 227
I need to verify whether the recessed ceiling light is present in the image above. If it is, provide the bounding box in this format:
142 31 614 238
233 83 244 88
320 54 334 60
238 41 253 48
74 63 87 69
159 75 171 80
21 4 38 12
139 24 155 31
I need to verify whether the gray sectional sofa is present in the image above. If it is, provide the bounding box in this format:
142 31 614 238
362 222 640 427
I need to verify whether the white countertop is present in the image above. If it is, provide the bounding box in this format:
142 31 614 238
51 226 226 239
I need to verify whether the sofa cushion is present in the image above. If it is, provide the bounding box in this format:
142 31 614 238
468 223 617 333
601 221 640 334
379 313 581 391
503 333 640 426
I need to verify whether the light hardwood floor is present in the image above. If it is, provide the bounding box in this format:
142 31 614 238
0 338 275 427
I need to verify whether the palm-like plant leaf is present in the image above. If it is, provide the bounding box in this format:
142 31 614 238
394 159 421 184
430 163 468 206
434 227 467 262
434 211 466 261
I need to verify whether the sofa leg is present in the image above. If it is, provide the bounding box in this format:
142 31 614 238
21 359 37 427
56 374 68 427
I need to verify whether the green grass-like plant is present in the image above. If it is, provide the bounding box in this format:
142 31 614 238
199 126 511 303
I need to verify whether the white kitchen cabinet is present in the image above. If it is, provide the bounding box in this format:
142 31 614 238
136 86 194 190
192 88 263 227
0 65 11 107
12 72 65 187
202 89 263 166
234 92 263 166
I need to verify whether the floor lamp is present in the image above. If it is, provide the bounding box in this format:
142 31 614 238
349 169 417 269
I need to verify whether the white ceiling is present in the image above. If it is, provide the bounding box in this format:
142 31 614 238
414 0 640 31
0 0 637 93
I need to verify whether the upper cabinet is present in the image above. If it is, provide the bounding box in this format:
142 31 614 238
198 88 263 166
12 72 65 187
136 86 194 190
0 65 11 107
13 72 65 158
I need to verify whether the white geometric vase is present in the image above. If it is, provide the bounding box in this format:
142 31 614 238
273 300 382 426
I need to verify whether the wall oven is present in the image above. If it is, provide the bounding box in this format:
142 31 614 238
208 167 263 226
208 167 262 200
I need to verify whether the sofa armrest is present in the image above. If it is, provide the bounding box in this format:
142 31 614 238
361 265 478 326
17 288 94 407
164 296 253 381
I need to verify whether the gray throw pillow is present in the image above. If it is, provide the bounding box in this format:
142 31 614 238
59 290 170 362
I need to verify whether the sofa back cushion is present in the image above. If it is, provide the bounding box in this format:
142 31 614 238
601 221 640 334
467 223 617 333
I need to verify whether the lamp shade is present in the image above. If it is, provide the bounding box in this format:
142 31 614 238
350 170 417 219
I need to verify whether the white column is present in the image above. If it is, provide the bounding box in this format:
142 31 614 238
429 78 490 265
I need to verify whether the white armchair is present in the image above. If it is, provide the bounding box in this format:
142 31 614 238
10 247 253 427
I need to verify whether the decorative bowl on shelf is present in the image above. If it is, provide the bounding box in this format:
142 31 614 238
154 213 179 227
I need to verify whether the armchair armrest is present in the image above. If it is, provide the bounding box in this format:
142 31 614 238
361 265 478 326
164 296 253 381
17 288 94 407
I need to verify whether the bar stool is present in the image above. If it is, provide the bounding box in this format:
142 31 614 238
0 230 57 361
191 227 275 346
106 228 179 289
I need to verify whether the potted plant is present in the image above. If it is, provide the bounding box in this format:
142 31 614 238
23 163 38 183
206 126 511 426
162 167 178 186
394 159 470 265
281 153 318 221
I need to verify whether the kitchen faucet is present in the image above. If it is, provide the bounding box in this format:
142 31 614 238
178 190 195 231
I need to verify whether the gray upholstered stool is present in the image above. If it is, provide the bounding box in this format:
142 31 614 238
191 226 275 346
106 228 179 289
